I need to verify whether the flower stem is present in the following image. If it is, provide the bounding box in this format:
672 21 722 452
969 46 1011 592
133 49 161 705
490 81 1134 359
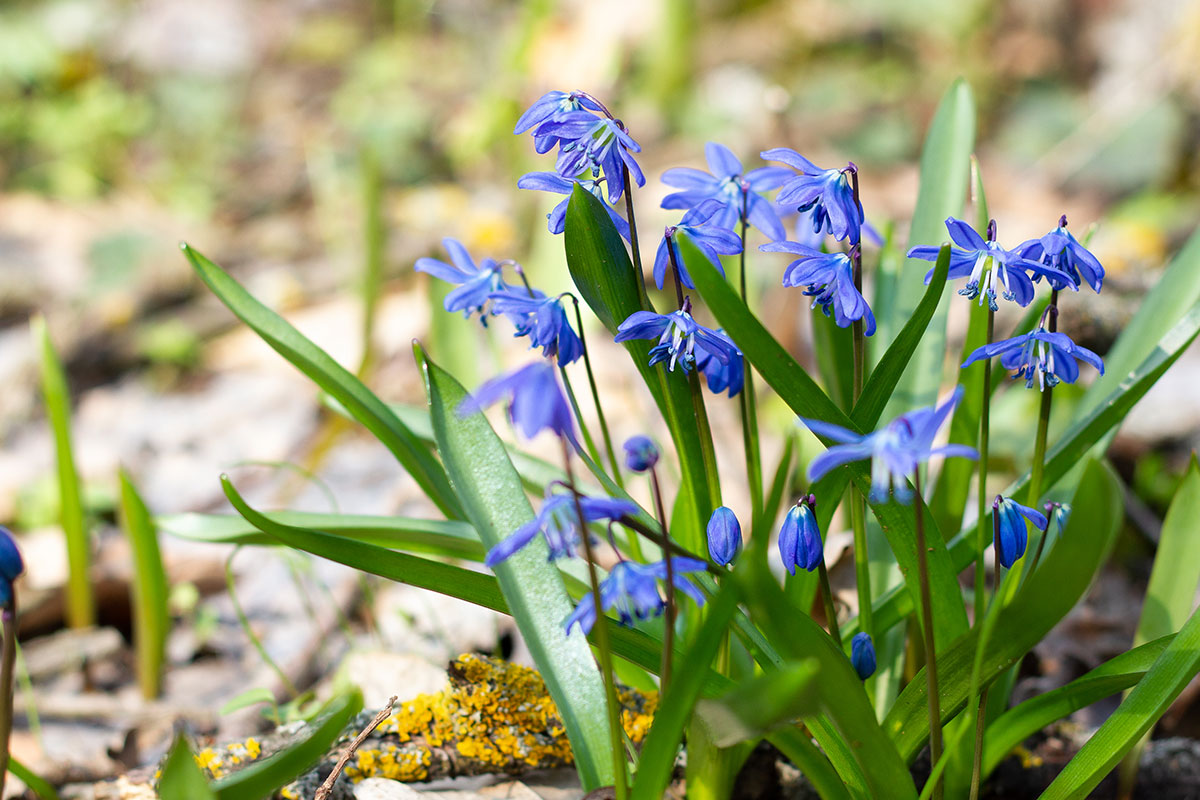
969 508 1004 800
570 297 623 489
817 560 842 647
0 602 17 799
737 194 764 524
1026 291 1058 510
850 247 873 646
561 438 629 798
913 470 943 800
648 465 676 691
622 169 650 306
560 367 605 470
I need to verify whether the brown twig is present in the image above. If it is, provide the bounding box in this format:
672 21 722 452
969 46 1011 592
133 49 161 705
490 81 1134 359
314 695 397 800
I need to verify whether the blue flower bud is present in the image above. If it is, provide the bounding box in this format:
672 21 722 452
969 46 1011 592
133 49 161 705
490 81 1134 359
706 506 742 566
779 498 822 575
622 435 659 473
851 632 876 680
993 495 1046 569
0 526 23 583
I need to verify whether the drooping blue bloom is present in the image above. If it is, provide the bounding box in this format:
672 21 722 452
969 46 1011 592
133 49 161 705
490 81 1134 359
534 111 645 203
760 241 876 336
0 526 23 608
1018 215 1104 293
460 361 577 444
614 301 741 376
516 171 631 242
1047 502 1070 535
802 387 977 503
488 290 584 366
778 498 823 574
762 149 863 244
564 557 708 635
962 325 1104 391
513 90 604 142
993 495 1047 569
706 506 742 566
653 201 743 290
623 435 659 473
907 218 1076 311
851 632 877 680
486 489 639 567
415 238 507 323
661 142 791 241
694 330 744 397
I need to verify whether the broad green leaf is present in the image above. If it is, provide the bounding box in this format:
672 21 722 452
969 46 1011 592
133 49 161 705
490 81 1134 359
6 756 58 800
418 344 614 789
884 459 1122 763
181 244 461 519
880 79 976 414
1133 455 1200 648
32 315 93 629
158 735 217 800
844 301 1200 643
736 566 917 800
118 469 169 699
811 311 855 411
212 690 363 800
632 586 740 800
981 635 1172 777
1041 605 1200 800
159 511 485 561
695 659 820 747
686 244 968 651
564 190 718 552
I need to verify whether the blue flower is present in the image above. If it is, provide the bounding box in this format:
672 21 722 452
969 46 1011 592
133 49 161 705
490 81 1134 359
706 506 742 566
802 387 977 503
1046 502 1070 535
762 149 863 244
760 241 876 335
516 171 631 242
488 290 583 366
661 142 790 241
653 201 744 290
694 329 744 397
534 111 645 203
459 361 577 444
623 435 659 473
614 301 741 376
514 90 604 144
0 526 23 608
993 495 1047 569
486 489 639 567
907 218 1075 311
1018 215 1104 293
415 238 507 323
851 632 877 680
564 557 708 635
962 325 1104 390
779 498 823 574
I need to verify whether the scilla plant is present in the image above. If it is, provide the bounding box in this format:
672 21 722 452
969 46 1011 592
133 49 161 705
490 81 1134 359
171 80 1200 800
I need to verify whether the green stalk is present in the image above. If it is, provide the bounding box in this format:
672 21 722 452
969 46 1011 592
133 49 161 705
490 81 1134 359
1026 292 1059 509
225 549 300 699
817 560 842 647
737 191 764 523
561 439 629 799
913 470 943 800
648 466 676 690
570 296 623 489
850 247 873 646
969 508 1003 800
0 603 17 799
622 169 650 306
560 367 605 470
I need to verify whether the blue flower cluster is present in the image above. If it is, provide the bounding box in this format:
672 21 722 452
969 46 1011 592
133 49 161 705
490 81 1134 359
0 527 22 607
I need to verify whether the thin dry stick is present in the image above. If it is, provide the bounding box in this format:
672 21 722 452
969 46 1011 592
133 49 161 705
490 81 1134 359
314 695 397 800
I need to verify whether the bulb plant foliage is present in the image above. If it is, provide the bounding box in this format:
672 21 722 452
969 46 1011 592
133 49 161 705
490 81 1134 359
171 80 1200 800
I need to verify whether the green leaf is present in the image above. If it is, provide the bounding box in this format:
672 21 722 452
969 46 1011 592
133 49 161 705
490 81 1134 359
417 344 614 789
181 244 461 519
1135 455 1200 646
1041 605 1200 800
7 755 61 800
220 688 278 717
631 586 741 800
32 315 93 629
884 459 1123 763
118 468 169 700
158 735 218 800
212 690 363 800
981 635 1172 777
695 659 820 747
686 244 967 651
158 511 485 561
564 189 718 551
811 311 855 411
879 79 976 414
